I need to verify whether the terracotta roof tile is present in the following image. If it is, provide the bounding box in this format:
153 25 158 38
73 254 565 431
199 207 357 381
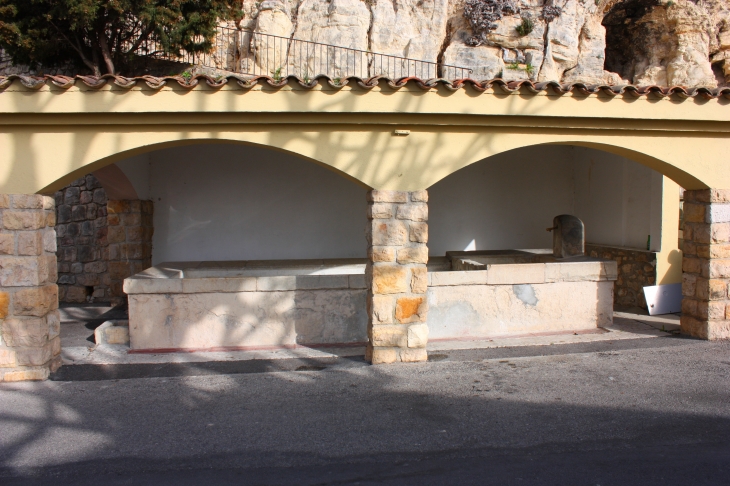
0 74 728 101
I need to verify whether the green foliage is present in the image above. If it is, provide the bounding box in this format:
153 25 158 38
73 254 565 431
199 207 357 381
507 61 520 70
515 17 534 37
665 0 674 6
271 66 283 82
0 0 241 76
524 62 534 76
180 70 192 80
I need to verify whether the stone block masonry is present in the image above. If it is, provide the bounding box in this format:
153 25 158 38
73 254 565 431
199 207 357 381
681 189 730 340
0 194 61 381
585 244 657 309
106 200 154 306
55 175 109 303
55 174 154 305
366 190 429 364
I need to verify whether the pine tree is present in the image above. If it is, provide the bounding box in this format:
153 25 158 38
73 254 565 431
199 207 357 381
0 0 241 76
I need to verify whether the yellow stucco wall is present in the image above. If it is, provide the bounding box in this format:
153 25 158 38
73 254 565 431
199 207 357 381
0 79 724 285
0 80 729 195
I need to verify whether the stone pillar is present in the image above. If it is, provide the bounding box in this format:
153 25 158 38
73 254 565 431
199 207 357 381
681 189 730 340
365 190 429 364
106 200 154 306
0 195 61 382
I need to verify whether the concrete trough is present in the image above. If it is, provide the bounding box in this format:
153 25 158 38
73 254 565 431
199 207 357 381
124 252 617 352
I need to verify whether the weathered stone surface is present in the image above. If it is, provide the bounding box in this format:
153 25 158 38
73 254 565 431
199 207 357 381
128 288 367 349
3 211 46 231
410 267 428 293
1 317 48 347
370 0 449 76
369 221 408 246
409 222 428 243
371 294 395 324
397 247 429 264
395 296 427 323
1 368 49 382
407 323 429 348
0 347 16 366
367 203 394 219
396 204 428 222
12 285 58 316
371 324 408 347
17 232 42 256
428 280 613 339
0 233 13 255
0 291 8 318
370 347 398 364
398 347 428 362
371 265 409 294
369 247 396 263
367 190 408 203
0 256 45 287
290 0 371 78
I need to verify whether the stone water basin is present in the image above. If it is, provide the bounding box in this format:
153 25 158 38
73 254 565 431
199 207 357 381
124 251 617 351
428 250 618 341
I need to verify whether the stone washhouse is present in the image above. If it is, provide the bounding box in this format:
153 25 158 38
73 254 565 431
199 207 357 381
1 0 730 381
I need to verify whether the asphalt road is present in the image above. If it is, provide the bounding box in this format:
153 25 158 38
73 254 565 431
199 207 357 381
1 336 729 485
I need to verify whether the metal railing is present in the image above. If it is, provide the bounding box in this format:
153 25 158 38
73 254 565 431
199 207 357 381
141 26 472 80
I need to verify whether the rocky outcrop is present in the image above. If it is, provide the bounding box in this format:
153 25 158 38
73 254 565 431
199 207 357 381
603 0 718 88
9 0 723 87
370 0 450 78
241 0 727 87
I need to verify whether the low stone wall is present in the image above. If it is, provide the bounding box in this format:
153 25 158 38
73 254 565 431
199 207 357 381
428 260 617 340
125 257 616 352
585 244 657 309
125 263 368 350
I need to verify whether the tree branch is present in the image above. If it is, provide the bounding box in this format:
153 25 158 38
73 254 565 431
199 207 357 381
125 24 155 56
48 20 99 76
96 15 115 75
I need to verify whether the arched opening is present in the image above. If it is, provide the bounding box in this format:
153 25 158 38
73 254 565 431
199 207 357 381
57 142 374 351
426 144 682 340
55 142 369 302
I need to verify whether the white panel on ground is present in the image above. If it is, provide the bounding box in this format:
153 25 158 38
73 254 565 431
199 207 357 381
643 283 682 315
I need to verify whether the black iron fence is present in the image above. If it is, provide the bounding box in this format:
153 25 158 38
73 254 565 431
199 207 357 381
140 26 472 80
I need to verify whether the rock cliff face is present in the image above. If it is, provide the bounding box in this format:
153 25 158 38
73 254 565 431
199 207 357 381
228 0 729 87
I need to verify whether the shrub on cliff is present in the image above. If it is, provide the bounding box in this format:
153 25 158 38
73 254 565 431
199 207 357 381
0 0 241 76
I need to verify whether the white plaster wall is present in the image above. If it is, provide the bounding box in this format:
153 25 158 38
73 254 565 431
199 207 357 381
115 143 663 264
571 146 663 251
429 145 663 255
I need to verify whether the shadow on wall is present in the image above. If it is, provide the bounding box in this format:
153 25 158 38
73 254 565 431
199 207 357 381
116 144 370 265
428 145 664 257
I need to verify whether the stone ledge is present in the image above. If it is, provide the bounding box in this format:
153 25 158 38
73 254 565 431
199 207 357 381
125 274 363 294
94 320 130 345
430 270 489 286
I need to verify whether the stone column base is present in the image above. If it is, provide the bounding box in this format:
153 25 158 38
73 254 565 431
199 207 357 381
680 189 730 340
366 190 429 364
0 194 61 382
